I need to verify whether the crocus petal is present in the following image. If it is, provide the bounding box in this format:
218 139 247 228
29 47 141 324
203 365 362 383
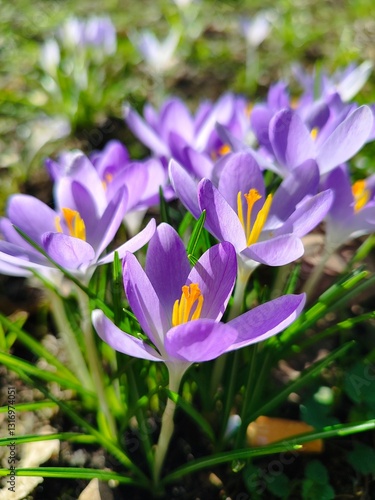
267 159 320 226
92 310 163 361
91 188 128 258
241 234 304 266
226 294 305 350
42 232 95 270
165 319 238 362
161 98 195 144
145 223 191 318
185 148 214 179
71 181 100 240
250 105 274 151
218 151 265 213
274 189 333 238
7 195 57 245
198 179 247 251
169 159 201 219
98 219 156 265
107 162 148 212
317 105 373 174
123 251 169 348
269 109 315 169
124 105 170 157
187 242 237 321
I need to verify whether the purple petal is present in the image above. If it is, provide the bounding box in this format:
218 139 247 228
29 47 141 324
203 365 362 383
250 105 274 151
161 98 194 144
91 188 128 258
145 223 191 317
226 294 306 350
198 179 247 251
185 148 214 179
123 251 169 348
187 242 237 321
317 105 374 174
218 151 265 213
98 219 156 265
92 140 129 178
164 319 238 362
42 232 95 270
92 310 163 361
124 105 170 157
107 162 148 212
241 234 304 266
71 182 100 240
169 159 201 219
324 166 354 220
275 189 333 238
269 109 315 169
268 159 320 225
7 195 57 245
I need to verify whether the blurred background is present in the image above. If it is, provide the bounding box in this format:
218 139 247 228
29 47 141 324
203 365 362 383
1 0 375 210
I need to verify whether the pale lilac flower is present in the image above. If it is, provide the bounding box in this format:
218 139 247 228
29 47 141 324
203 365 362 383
92 223 305 378
323 165 375 250
240 11 275 47
131 29 180 74
0 171 155 279
170 151 333 271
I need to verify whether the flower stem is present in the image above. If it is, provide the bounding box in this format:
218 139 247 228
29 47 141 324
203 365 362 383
49 290 93 391
75 285 117 441
302 246 334 300
153 368 184 486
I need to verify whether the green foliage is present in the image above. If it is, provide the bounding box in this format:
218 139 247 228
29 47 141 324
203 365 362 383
347 442 375 475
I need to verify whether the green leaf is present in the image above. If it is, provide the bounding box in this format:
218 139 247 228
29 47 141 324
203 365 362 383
347 442 375 475
0 351 96 401
302 480 335 500
0 433 97 446
267 473 291 498
0 467 145 487
305 460 329 484
165 388 215 442
0 401 57 413
187 209 206 257
0 312 78 383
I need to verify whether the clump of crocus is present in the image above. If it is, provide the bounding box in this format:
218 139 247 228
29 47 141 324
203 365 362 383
92 223 305 483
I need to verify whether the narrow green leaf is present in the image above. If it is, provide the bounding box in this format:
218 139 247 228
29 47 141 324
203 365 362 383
0 433 97 446
283 263 301 294
163 417 375 484
0 467 145 487
248 341 355 423
0 401 57 413
187 210 206 257
165 388 215 442
0 351 97 401
112 251 123 326
178 211 194 237
0 312 79 383
188 253 198 266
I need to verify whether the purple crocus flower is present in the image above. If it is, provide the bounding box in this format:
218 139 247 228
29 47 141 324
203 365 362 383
264 105 373 177
124 93 248 178
92 223 305 379
170 151 333 272
0 179 155 280
47 145 169 233
323 165 375 251
58 16 117 55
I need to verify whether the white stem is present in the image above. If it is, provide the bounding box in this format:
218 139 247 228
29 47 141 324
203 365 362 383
302 246 335 300
153 367 185 485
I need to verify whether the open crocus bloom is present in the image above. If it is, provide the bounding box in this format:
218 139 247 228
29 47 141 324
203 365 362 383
323 165 375 251
170 152 333 271
0 180 156 280
124 93 248 178
92 223 306 380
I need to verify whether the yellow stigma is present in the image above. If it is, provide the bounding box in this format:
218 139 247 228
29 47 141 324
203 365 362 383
218 144 231 156
55 208 86 240
310 127 318 140
290 97 299 109
172 283 204 327
237 189 273 246
245 102 253 118
352 180 370 213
